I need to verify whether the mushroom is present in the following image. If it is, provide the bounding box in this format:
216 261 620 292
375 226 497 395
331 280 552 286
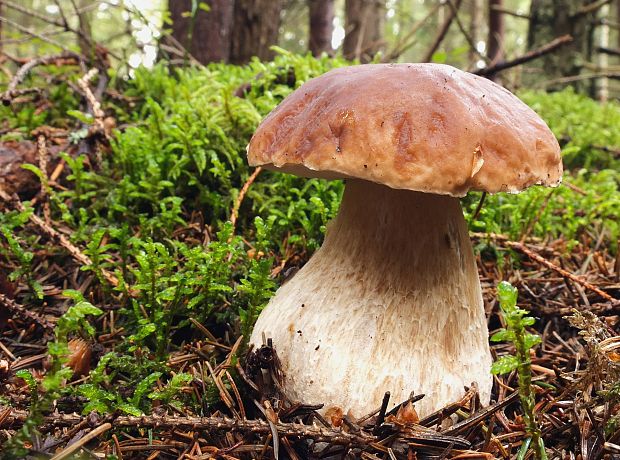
247 63 562 417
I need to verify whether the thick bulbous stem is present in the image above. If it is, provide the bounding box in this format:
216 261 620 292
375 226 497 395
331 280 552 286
250 179 492 417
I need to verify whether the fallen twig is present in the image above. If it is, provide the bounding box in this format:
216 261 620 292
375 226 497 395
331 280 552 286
475 35 573 77
573 0 614 17
0 16 81 58
36 135 51 225
590 144 620 158
0 292 55 333
77 68 106 135
0 52 80 106
50 422 112 460
2 410 375 446
446 0 489 66
444 392 519 436
230 167 262 233
479 232 617 304
597 46 620 58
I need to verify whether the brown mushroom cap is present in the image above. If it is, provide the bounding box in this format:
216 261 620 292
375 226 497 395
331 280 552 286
248 63 563 197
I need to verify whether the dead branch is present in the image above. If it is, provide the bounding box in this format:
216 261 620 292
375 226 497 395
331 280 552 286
2 1 117 63
444 392 519 436
589 144 620 158
480 233 618 305
573 0 614 17
1 410 375 446
0 16 84 60
475 35 573 77
597 46 620 57
77 68 106 134
530 301 618 317
446 0 489 66
2 0 67 30
230 167 262 233
36 135 51 225
1 52 80 106
422 0 463 63
541 71 620 88
0 292 55 333
490 5 530 20
50 423 112 460
382 3 441 62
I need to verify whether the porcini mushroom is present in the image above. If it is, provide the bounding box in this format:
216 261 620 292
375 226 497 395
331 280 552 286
248 63 562 417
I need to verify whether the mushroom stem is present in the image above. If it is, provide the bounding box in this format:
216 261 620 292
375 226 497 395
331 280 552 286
250 179 492 417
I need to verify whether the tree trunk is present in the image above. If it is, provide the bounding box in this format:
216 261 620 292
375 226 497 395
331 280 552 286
618 0 620 50
169 0 234 64
598 2 610 101
76 0 94 58
342 0 386 62
526 0 597 91
487 0 504 64
308 0 334 56
230 0 284 64
469 0 484 64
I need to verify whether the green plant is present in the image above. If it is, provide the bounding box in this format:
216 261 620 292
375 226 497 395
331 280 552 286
0 206 44 300
464 168 620 254
2 370 40 459
2 292 102 458
491 281 546 460
520 88 620 171
565 310 620 437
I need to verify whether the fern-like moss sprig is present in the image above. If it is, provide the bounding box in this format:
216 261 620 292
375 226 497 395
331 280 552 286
491 281 547 460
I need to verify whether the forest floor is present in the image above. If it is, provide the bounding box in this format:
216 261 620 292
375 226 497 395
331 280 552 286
0 52 618 459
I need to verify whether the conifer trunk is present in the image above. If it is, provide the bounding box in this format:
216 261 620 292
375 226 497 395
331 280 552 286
487 0 504 64
169 0 234 64
342 0 386 62
526 0 597 91
230 0 284 64
309 0 334 56
469 0 484 64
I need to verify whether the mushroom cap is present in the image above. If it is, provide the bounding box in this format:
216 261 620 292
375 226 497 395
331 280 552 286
247 63 563 197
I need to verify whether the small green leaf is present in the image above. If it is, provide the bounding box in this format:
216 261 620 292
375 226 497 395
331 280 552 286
497 281 518 310
16 370 36 394
522 316 536 326
524 333 542 350
491 355 519 375
66 110 94 124
117 403 143 416
490 329 514 342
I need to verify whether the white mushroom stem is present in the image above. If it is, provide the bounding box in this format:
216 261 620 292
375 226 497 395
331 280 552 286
250 179 492 417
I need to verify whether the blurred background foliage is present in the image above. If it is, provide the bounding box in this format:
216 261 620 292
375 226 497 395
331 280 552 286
1 0 619 97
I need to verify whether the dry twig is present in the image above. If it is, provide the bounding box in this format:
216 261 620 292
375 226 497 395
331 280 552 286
36 135 51 225
77 68 106 135
0 292 55 333
475 35 573 77
478 232 617 304
50 422 112 460
1 52 80 106
0 17 83 61
2 410 375 446
230 167 263 233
